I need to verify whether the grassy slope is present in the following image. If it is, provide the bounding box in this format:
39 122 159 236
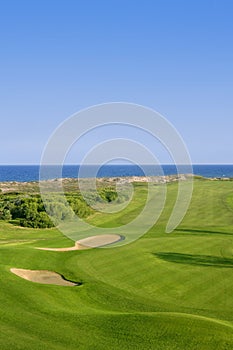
0 179 233 349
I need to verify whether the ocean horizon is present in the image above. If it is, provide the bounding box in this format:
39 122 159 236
0 164 233 182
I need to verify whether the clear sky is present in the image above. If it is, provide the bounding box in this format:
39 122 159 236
0 0 232 164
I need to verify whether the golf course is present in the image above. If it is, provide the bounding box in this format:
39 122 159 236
1 177 233 349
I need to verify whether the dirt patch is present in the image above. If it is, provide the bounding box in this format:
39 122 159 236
37 234 123 251
10 268 78 286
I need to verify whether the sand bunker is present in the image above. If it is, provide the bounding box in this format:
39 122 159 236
37 234 123 252
10 268 78 286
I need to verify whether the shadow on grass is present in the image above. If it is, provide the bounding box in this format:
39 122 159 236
154 252 233 268
175 228 233 236
8 219 21 227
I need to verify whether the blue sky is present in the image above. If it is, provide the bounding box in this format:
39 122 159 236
0 0 232 164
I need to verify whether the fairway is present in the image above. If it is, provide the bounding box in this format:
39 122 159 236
1 178 233 349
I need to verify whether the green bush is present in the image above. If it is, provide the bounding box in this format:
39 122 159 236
0 192 93 228
0 208 12 221
99 188 118 202
67 196 93 218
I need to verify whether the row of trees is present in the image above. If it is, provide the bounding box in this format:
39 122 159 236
0 193 93 228
0 188 125 228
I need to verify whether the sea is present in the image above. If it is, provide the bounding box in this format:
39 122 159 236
0 165 233 182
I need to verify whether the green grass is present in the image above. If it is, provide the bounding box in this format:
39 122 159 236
1 179 233 349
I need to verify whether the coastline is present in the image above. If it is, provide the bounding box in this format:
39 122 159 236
0 173 231 194
1 164 233 183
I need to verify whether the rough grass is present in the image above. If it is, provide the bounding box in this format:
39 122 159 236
0 179 233 349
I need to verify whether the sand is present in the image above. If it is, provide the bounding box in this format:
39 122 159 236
10 268 78 286
37 234 123 251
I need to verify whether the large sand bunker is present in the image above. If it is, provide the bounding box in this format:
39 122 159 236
37 234 123 252
10 268 78 286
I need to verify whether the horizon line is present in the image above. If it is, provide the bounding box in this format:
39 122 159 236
1 163 233 166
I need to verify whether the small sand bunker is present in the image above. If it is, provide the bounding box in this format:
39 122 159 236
38 234 123 252
10 268 78 286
